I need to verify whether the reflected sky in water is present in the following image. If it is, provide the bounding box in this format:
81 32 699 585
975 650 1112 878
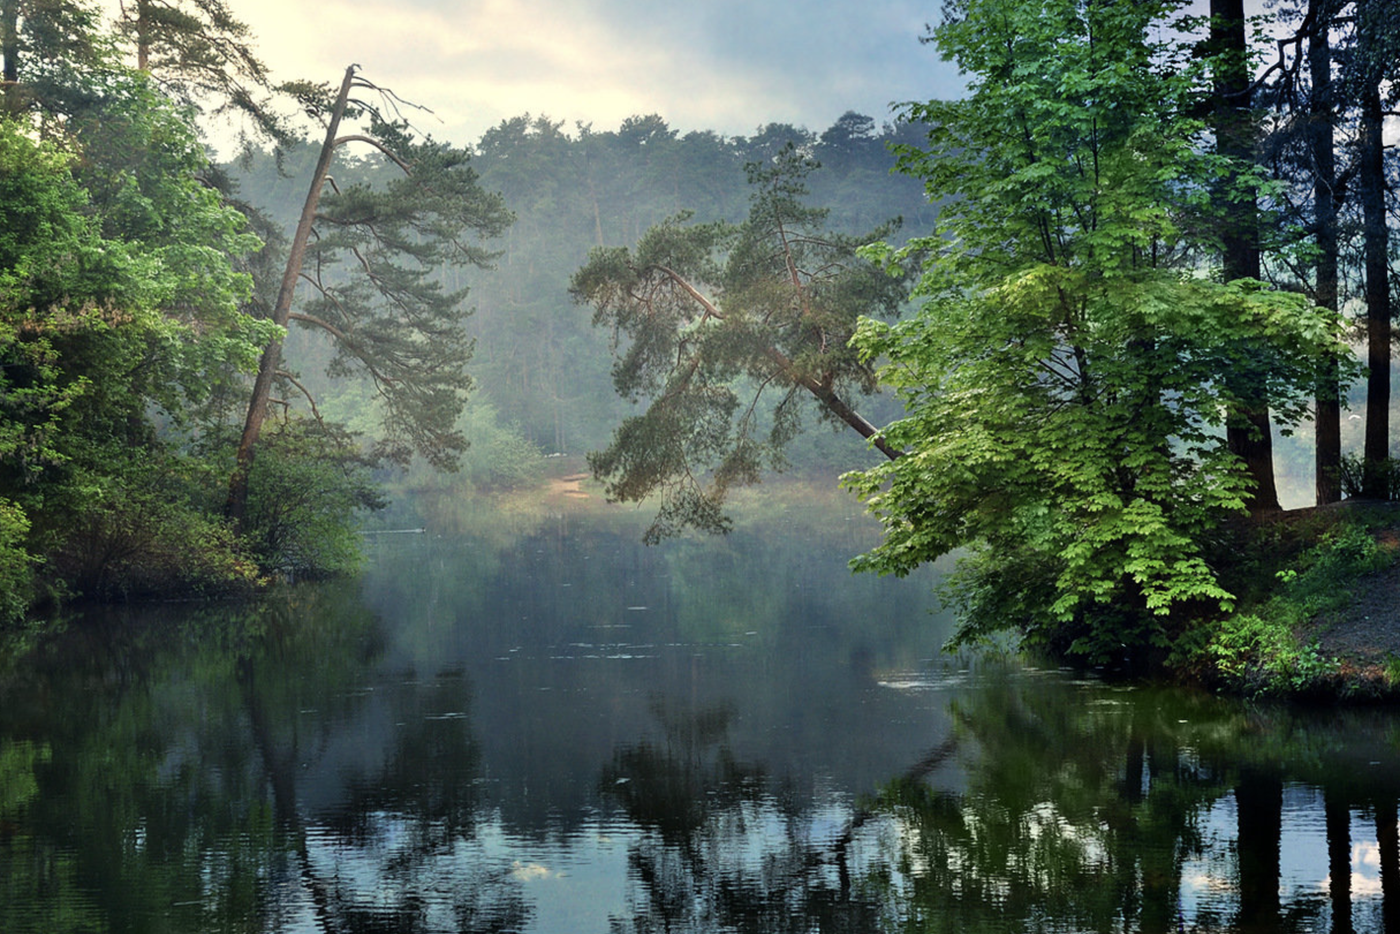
3 503 1400 932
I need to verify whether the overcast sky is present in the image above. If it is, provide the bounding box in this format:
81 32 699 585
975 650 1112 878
182 0 968 147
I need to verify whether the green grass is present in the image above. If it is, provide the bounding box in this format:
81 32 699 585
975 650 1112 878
1174 514 1397 696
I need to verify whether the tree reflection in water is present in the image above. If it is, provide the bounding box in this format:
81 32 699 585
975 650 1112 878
853 676 1400 933
7 564 1400 932
597 673 1400 934
601 696 898 933
238 618 531 933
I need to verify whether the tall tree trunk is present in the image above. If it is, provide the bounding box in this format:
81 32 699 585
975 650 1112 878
1212 0 1281 514
2 0 19 115
1378 797 1400 934
135 0 149 71
1358 68 1391 498
1309 3 1342 505
225 65 357 527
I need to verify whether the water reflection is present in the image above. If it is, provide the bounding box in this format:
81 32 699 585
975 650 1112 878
862 675 1400 934
2 509 1400 932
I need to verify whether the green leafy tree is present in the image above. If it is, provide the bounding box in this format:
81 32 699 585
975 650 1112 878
0 113 272 603
571 147 912 542
844 0 1346 662
237 422 384 575
0 498 31 622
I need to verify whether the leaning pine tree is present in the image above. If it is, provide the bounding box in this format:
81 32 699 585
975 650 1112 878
570 147 913 542
225 66 512 530
844 0 1348 663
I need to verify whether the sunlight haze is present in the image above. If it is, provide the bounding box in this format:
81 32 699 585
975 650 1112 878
109 0 967 147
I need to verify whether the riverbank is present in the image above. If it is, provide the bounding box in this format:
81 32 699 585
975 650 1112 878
1197 500 1400 701
1296 506 1400 697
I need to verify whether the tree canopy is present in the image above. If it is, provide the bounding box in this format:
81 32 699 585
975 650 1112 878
842 0 1349 662
226 66 512 531
571 148 914 541
0 104 275 610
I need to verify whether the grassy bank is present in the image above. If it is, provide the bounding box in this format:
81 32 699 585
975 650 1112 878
1172 503 1400 699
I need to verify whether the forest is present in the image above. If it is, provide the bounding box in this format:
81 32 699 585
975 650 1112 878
1 0 1398 683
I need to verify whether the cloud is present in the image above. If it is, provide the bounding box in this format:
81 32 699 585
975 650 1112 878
106 0 964 146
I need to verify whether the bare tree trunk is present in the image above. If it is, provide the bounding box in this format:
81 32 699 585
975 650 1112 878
1212 0 1281 514
225 65 357 527
759 345 901 460
2 0 19 115
1359 75 1391 498
1310 5 1342 504
135 0 149 70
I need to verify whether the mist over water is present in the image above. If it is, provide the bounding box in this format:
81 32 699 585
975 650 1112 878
2 499 1399 932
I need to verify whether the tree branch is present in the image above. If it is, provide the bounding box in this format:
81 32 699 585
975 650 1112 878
333 133 413 173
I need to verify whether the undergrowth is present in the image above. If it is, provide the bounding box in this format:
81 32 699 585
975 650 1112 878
1173 519 1397 696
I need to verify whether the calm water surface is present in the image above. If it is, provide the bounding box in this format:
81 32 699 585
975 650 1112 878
3 503 1400 932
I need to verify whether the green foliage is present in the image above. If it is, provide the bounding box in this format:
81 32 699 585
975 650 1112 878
240 421 386 576
0 499 34 624
843 0 1347 664
446 400 545 491
225 111 931 473
572 146 914 542
1384 653 1400 687
265 113 512 473
1192 613 1334 695
41 458 261 599
0 97 273 611
1180 523 1390 694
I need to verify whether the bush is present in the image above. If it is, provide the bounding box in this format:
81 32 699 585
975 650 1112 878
0 499 34 624
1175 522 1392 695
454 401 545 491
44 476 260 600
1340 453 1400 500
240 422 386 576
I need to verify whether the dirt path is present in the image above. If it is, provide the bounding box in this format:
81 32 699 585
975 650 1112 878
1306 554 1400 680
1296 511 1400 690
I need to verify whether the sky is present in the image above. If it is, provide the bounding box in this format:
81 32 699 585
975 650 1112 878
172 0 968 148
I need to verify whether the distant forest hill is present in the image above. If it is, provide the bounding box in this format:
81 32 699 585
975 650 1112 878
225 111 935 471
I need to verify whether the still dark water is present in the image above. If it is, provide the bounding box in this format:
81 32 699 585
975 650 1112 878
3 501 1400 933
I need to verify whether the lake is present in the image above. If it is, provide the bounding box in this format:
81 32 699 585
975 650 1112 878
2 496 1399 933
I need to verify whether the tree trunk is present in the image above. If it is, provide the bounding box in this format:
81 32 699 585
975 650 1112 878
2 0 19 115
1309 4 1342 505
1212 0 1281 514
761 345 902 460
135 0 149 71
225 65 358 527
1358 73 1390 498
1378 797 1400 934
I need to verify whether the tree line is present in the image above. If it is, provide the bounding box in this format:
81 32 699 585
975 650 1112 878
0 0 932 620
2 0 1398 677
567 0 1400 670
